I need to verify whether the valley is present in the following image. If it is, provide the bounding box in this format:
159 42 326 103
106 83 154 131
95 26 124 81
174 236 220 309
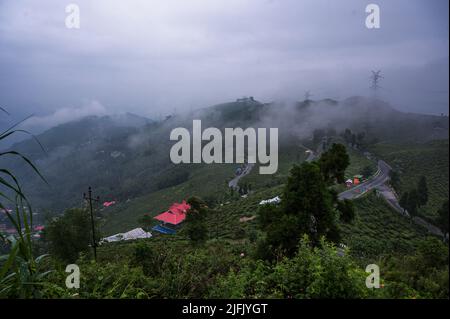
1 96 448 299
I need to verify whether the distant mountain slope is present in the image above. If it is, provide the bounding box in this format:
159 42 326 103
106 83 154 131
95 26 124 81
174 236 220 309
0 97 447 221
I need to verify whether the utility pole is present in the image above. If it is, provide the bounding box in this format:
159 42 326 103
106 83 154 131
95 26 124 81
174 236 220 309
83 187 99 261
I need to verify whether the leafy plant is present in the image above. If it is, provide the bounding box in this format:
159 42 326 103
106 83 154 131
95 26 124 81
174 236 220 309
0 109 52 297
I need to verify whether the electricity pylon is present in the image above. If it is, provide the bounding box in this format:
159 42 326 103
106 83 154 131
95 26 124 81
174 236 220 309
370 70 383 92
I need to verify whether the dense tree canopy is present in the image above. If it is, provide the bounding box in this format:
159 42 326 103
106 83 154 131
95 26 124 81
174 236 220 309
43 208 99 262
258 143 353 258
186 197 209 245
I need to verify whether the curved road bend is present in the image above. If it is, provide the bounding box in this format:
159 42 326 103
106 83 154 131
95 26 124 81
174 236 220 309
338 160 443 237
228 163 255 190
338 160 392 200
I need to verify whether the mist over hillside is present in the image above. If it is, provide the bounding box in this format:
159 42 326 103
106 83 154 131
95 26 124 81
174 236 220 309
0 0 448 303
1 96 447 218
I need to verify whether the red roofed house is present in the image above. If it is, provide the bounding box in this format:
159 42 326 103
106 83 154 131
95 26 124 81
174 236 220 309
154 200 191 226
103 201 117 208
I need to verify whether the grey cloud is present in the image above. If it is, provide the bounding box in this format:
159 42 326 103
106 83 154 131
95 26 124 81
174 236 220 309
0 0 448 129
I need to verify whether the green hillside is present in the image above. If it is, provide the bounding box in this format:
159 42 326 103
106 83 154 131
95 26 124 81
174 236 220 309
341 193 429 259
369 140 449 221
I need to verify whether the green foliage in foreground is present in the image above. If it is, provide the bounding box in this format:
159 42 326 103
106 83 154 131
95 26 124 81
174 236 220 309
257 144 354 258
380 237 448 299
43 208 100 263
0 111 52 298
25 235 448 299
211 236 371 298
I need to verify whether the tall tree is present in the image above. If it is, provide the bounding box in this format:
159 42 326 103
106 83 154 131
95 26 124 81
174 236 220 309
399 189 420 217
389 170 401 192
399 192 409 214
258 148 353 258
186 197 209 245
417 176 429 207
337 199 355 223
319 143 350 184
361 165 374 179
343 128 352 144
408 189 419 217
44 208 99 262
437 200 449 240
282 162 340 246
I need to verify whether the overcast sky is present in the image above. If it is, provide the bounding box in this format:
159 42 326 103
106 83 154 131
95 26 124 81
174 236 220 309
0 0 448 131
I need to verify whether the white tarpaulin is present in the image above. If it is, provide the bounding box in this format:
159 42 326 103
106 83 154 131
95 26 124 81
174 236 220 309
101 227 152 243
259 196 281 205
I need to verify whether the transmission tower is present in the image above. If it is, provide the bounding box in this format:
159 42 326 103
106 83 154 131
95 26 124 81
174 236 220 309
304 90 313 101
370 70 383 91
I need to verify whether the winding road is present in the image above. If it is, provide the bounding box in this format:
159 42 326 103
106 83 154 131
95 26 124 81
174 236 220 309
229 143 444 238
338 160 392 200
337 160 443 237
228 163 255 190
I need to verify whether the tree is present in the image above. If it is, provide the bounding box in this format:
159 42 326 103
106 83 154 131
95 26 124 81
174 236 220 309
44 208 99 262
313 129 326 145
319 143 350 184
185 197 209 245
437 200 449 239
342 128 352 144
283 162 340 244
259 159 353 258
356 132 366 147
257 145 353 258
417 176 428 207
389 170 401 192
416 237 449 270
139 213 153 231
211 236 370 299
400 190 419 218
361 165 374 179
337 199 355 223
407 189 419 217
399 192 409 214
351 134 357 147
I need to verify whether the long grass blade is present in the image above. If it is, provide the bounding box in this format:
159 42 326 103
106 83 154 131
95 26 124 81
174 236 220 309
0 241 19 279
0 151 48 185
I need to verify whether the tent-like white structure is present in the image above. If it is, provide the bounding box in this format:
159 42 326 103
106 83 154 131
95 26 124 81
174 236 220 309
101 227 152 244
259 196 281 205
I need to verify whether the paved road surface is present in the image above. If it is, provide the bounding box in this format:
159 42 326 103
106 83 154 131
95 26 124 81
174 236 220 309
301 142 324 162
375 184 443 237
338 160 392 200
228 163 255 190
234 145 444 238
375 184 408 216
338 160 443 237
